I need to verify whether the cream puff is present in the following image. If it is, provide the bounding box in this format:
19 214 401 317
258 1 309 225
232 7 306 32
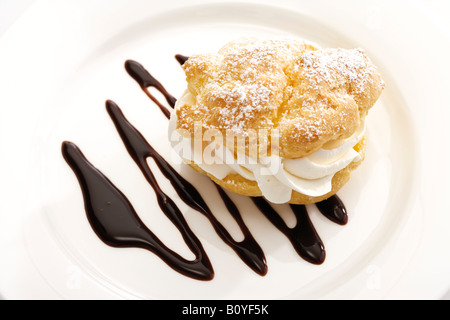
169 38 384 204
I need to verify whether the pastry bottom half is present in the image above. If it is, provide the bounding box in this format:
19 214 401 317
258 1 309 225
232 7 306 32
186 138 366 205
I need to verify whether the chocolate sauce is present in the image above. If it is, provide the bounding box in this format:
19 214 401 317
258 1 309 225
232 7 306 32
61 141 214 280
125 60 175 118
175 54 190 66
251 197 325 265
63 57 351 281
106 100 267 276
315 195 348 225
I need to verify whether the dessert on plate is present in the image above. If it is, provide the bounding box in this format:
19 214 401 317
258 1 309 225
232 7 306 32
169 38 384 204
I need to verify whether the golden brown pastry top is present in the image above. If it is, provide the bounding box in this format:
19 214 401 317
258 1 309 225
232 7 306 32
175 38 384 159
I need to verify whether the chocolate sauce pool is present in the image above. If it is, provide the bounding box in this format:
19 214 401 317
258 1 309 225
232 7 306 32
62 57 348 281
62 140 213 280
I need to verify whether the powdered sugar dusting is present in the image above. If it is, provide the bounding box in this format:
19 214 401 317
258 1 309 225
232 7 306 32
298 48 377 95
192 39 293 135
209 82 274 134
179 38 385 158
293 116 327 142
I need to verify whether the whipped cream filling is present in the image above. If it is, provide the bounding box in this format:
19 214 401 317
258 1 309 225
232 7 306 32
169 91 365 204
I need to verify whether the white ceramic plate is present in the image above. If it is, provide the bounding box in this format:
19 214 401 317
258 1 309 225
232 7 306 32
1 0 449 300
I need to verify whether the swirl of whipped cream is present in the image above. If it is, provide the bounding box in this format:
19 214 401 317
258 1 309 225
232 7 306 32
168 91 365 204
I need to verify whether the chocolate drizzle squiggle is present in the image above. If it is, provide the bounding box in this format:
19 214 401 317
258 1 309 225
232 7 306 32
106 100 267 276
252 198 325 264
125 60 176 118
62 56 350 281
61 141 214 280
